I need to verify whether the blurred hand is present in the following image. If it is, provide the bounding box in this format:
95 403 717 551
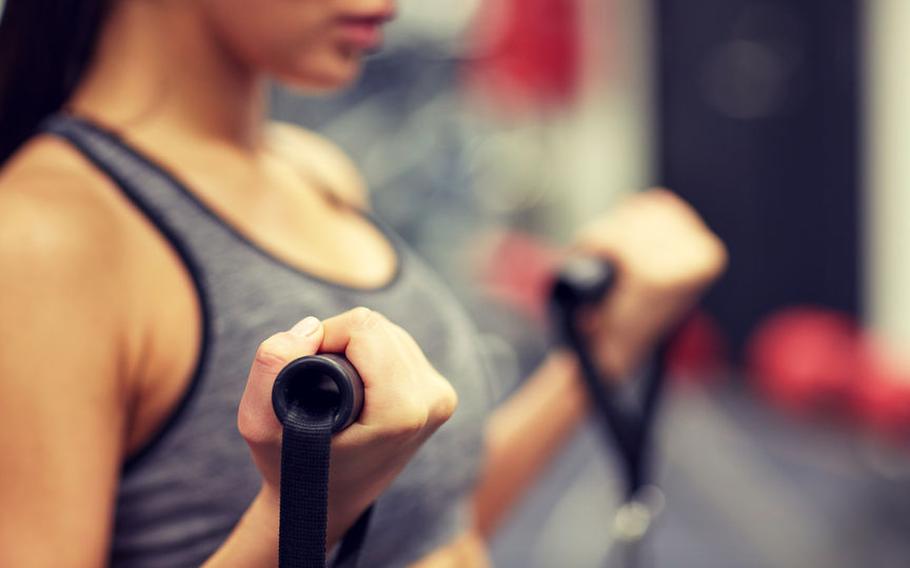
573 189 727 379
237 307 458 545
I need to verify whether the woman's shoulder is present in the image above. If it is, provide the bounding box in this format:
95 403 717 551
0 133 175 412
266 121 370 209
0 135 133 276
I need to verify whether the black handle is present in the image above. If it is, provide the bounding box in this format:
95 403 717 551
550 256 669 499
550 255 618 309
272 353 364 434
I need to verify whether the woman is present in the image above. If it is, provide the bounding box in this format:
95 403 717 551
0 1 726 566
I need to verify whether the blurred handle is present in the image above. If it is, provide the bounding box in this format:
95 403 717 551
550 255 618 310
549 254 634 448
550 255 669 497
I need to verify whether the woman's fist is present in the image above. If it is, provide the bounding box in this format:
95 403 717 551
573 189 727 378
237 307 458 546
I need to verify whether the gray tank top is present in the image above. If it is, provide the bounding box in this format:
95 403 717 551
42 115 494 567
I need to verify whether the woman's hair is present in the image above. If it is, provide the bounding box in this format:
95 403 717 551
0 0 113 163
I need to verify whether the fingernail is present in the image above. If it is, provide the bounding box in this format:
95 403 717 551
291 316 321 337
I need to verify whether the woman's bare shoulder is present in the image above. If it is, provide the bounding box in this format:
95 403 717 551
0 133 149 413
0 135 132 275
267 121 370 209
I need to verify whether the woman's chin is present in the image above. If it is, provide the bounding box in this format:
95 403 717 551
275 57 365 95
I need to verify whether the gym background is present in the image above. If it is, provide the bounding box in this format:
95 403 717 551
3 0 907 566
272 1 910 566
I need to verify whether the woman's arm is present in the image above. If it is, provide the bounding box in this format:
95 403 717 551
473 350 586 537
201 487 280 566
472 190 727 538
0 179 134 567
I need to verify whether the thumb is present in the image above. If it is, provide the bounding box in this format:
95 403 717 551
238 316 325 444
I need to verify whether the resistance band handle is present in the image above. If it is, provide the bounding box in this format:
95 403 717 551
271 354 368 568
550 256 669 498
550 255 617 310
272 354 365 434
549 257 633 457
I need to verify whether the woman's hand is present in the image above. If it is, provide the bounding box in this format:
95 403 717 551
237 307 458 546
573 189 727 379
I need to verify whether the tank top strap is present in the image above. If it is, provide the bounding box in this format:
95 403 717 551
39 114 219 235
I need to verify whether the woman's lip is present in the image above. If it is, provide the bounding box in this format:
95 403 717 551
337 17 389 50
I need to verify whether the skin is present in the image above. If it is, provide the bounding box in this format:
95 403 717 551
0 0 727 566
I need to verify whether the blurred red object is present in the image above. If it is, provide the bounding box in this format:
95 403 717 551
851 338 910 442
463 0 582 113
474 230 561 321
746 307 859 415
666 311 729 386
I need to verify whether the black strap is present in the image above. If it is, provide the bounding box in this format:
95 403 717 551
556 308 669 498
278 404 372 568
333 505 374 568
279 406 333 567
550 257 675 499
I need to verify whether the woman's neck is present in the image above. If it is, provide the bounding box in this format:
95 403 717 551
69 1 266 151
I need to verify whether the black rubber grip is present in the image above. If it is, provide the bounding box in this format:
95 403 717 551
550 255 617 309
272 353 365 434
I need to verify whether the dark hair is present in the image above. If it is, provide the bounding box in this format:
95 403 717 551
0 0 113 163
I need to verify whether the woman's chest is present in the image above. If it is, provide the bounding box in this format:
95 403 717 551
118 233 495 566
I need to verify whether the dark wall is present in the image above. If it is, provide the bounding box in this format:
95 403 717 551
653 0 862 357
